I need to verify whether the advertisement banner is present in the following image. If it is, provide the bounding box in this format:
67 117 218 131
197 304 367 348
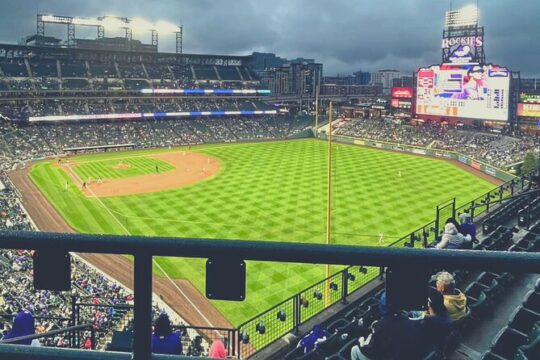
354 139 365 146
485 167 497 177
520 94 540 104
458 156 469 164
391 99 412 109
518 103 540 117
391 87 414 99
412 148 427 155
471 161 481 170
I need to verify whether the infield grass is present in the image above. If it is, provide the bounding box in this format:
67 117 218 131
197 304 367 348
72 157 175 181
29 139 494 325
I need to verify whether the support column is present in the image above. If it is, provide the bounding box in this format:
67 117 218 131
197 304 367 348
133 254 153 360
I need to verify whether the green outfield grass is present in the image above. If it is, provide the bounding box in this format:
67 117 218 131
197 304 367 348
29 139 495 326
71 156 175 181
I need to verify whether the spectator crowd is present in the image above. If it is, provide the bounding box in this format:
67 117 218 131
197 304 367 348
334 118 540 169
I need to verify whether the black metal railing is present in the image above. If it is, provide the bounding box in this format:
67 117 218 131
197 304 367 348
0 230 539 359
71 300 239 357
235 174 532 357
0 323 95 350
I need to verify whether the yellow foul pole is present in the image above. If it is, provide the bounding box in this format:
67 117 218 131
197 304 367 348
314 85 320 134
325 102 333 306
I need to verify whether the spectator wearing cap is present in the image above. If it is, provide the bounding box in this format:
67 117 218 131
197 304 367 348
435 222 472 249
151 313 182 355
435 272 467 321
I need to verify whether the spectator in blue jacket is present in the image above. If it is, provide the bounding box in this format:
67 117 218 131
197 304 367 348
459 212 477 248
151 313 182 355
3 310 40 346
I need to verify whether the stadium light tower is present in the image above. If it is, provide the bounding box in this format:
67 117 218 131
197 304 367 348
441 3 485 64
36 13 182 52
445 4 479 29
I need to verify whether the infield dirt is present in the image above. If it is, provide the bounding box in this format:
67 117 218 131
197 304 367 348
59 152 221 197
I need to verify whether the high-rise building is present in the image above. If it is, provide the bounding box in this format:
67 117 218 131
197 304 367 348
521 78 540 92
392 75 413 88
353 70 371 85
249 52 287 72
289 61 323 96
370 69 402 95
261 67 291 95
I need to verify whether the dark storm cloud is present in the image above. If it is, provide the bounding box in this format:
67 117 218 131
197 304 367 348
0 0 538 76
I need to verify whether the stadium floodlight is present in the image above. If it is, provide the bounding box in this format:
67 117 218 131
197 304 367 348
100 16 126 30
130 17 154 33
72 17 102 27
155 20 180 33
445 4 479 28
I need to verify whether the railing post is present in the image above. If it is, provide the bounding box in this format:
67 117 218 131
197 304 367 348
70 295 76 348
379 266 384 280
91 326 96 350
470 200 476 220
434 205 440 241
526 194 532 230
341 269 348 303
76 303 81 348
293 295 300 335
133 253 153 360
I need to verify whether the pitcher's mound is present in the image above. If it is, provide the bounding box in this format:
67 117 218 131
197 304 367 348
112 163 131 170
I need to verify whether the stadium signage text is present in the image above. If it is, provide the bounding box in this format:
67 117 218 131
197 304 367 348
520 94 540 104
29 110 278 123
441 36 483 49
518 103 540 118
391 87 414 99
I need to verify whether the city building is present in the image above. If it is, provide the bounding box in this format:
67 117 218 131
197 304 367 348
353 70 371 85
289 61 323 96
249 52 288 72
370 69 402 95
261 67 291 95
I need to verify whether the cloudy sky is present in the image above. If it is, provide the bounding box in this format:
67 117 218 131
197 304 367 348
1 0 538 76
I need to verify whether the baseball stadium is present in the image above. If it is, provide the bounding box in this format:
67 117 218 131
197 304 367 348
0 2 539 360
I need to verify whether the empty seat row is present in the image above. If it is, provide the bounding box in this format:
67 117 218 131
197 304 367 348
482 283 540 360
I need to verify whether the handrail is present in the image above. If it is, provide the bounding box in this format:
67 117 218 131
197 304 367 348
0 323 93 345
1 231 539 272
75 302 134 309
0 344 211 360
0 314 71 322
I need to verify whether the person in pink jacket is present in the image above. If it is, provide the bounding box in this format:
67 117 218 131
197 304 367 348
209 336 227 358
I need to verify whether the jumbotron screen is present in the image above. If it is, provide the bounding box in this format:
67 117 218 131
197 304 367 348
416 64 510 121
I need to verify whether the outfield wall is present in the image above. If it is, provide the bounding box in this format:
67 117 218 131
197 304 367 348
317 133 516 182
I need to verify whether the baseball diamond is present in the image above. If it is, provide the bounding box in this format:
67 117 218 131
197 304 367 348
26 139 495 326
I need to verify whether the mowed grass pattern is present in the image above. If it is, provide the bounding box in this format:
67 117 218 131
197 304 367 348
72 157 175 181
29 140 494 325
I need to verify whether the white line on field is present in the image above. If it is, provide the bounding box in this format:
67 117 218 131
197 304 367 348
84 186 216 328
